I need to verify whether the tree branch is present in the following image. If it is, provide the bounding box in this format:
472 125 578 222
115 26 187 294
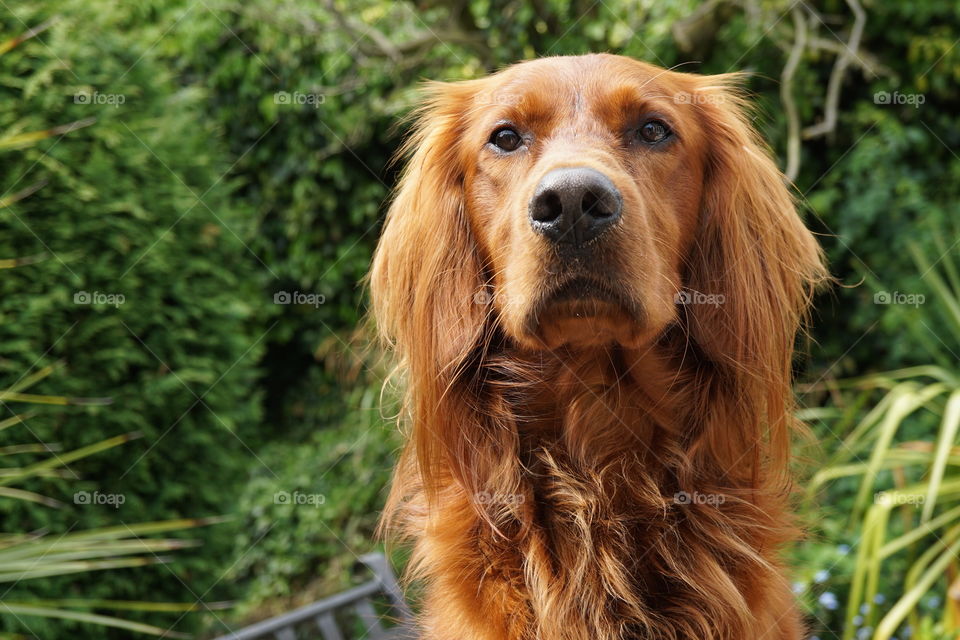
802 0 866 140
780 5 808 183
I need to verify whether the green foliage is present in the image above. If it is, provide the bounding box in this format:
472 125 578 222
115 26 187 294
806 240 960 640
0 3 265 637
0 73 227 635
0 345 223 638
202 383 399 635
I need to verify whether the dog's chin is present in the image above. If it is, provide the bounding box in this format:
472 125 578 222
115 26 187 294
534 303 643 349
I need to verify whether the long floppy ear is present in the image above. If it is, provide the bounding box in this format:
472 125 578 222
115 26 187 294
683 75 827 475
369 80 496 504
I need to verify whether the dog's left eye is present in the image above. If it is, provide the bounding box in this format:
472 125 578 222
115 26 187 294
637 120 672 144
490 127 523 152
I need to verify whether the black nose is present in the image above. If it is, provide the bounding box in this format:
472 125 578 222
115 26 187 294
529 167 622 246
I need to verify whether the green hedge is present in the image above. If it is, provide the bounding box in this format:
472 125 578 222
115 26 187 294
0 2 265 637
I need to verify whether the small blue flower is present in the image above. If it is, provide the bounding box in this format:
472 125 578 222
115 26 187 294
819 592 839 610
792 581 806 595
853 615 863 626
857 628 873 640
859 602 870 614
814 569 830 583
838 544 851 555
874 593 886 604
924 595 942 609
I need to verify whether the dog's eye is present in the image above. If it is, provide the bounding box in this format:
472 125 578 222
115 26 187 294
490 127 523 152
637 120 672 144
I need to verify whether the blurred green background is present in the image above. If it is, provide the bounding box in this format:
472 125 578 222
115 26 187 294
0 1 958 638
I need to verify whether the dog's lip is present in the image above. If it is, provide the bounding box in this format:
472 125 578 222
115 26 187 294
524 276 640 330
544 277 622 306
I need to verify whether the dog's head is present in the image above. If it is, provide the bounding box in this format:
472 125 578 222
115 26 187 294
372 54 823 365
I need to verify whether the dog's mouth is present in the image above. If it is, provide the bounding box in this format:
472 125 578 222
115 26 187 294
523 277 644 349
546 278 623 308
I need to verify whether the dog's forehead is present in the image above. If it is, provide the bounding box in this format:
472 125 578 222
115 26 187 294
477 55 684 121
510 56 673 95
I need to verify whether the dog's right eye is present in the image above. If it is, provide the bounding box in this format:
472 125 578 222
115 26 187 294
490 127 523 152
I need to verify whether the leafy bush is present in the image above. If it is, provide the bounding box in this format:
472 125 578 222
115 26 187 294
201 383 400 634
805 237 960 639
0 4 265 636
0 361 228 638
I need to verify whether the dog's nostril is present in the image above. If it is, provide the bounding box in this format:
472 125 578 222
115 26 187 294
531 191 563 223
581 190 613 219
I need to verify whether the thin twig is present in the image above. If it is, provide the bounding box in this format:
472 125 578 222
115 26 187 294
802 0 867 140
781 5 808 182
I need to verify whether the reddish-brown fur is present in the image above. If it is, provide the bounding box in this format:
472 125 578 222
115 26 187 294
369 54 827 640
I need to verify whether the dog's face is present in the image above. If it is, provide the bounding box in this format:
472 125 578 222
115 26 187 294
461 56 706 349
372 54 823 368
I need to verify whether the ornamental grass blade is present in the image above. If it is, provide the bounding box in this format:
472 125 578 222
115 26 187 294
0 118 96 151
57 517 229 543
0 414 32 433
0 391 111 406
0 557 171 583
808 448 939 499
829 383 901 466
911 242 960 337
0 603 188 638
0 487 62 508
844 502 888 640
0 432 141 487
0 18 57 56
0 181 46 210
922 390 960 522
0 538 200 565
7 599 232 612
931 232 960 297
875 530 960 640
881 503 960 558
5 362 62 395
853 384 948 521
